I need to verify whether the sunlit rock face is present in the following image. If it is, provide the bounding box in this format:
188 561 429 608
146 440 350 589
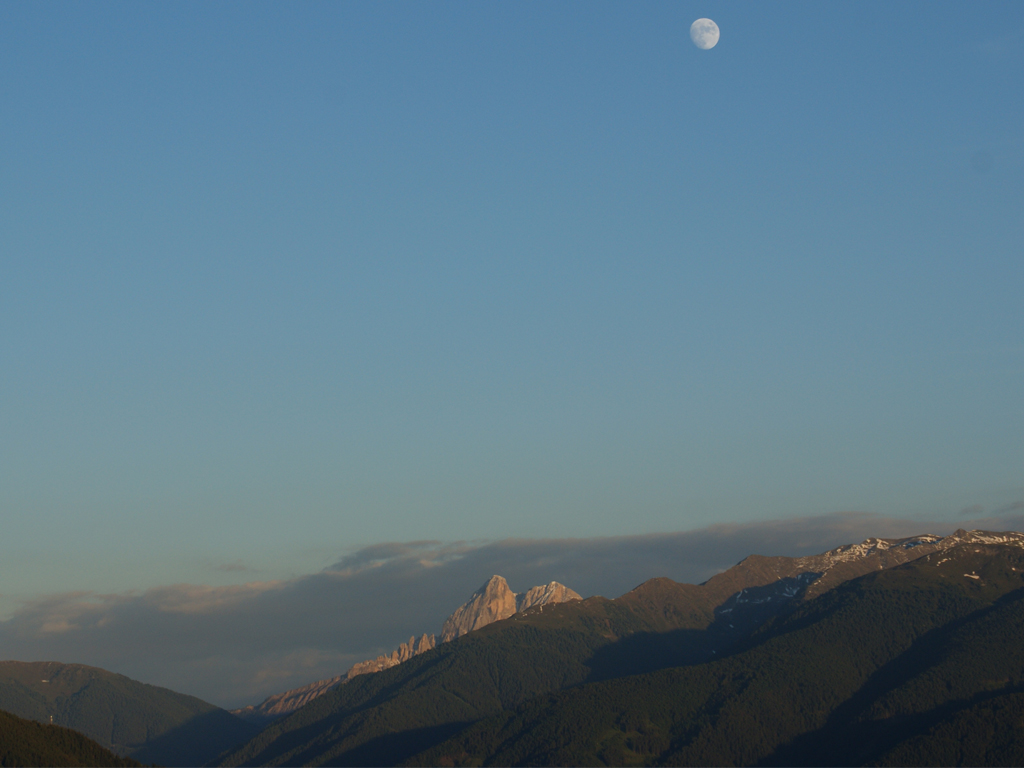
234 574 582 723
440 575 519 642
518 581 583 612
346 633 436 680
440 575 582 642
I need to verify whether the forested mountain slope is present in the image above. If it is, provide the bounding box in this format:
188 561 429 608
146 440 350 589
0 661 258 766
217 530 1021 766
0 707 140 767
232 576 580 725
413 543 1024 766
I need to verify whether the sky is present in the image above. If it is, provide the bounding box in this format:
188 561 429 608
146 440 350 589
1 1 1023 702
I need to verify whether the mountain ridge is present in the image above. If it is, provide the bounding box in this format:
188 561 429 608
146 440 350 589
232 575 581 724
0 660 258 766
216 528 1024 767
412 541 1024 767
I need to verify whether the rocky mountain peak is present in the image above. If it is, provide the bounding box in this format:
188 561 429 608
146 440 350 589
517 581 583 612
235 573 582 723
440 575 519 642
439 576 582 643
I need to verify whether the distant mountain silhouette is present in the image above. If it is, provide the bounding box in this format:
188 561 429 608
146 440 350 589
0 661 258 766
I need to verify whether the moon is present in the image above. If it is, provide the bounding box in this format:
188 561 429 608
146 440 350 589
690 18 720 50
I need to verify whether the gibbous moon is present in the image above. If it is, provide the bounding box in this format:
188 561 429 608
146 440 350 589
690 18 720 50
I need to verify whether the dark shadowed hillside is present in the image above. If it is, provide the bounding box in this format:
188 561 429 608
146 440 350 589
0 707 140 767
217 530 1024 766
413 544 1024 766
0 661 258 766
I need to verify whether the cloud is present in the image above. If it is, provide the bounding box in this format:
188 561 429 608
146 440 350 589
2 511 1020 709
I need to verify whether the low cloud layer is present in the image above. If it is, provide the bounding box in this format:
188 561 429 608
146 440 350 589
2 510 1021 708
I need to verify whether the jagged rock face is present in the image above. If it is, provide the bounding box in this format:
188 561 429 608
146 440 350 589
232 574 584 723
346 634 436 680
440 576 582 643
517 582 583 612
237 571 581 723
234 634 439 723
440 575 519 643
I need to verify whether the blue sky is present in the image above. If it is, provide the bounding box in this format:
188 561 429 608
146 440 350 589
2 1 1023 610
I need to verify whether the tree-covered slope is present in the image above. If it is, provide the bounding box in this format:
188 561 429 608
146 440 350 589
0 707 140 767
0 661 258 766
216 533 1023 767
214 582 737 767
412 543 1024 767
871 691 1024 767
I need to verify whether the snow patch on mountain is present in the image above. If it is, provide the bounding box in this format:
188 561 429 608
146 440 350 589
794 529 1024 574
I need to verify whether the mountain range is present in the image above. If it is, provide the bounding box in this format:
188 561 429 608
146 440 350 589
232 576 581 724
415 540 1024 767
6 528 1024 766
214 528 1024 766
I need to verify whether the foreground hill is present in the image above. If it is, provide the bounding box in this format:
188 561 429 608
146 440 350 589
0 707 140 767
415 543 1024 766
0 661 258 766
217 529 1022 766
